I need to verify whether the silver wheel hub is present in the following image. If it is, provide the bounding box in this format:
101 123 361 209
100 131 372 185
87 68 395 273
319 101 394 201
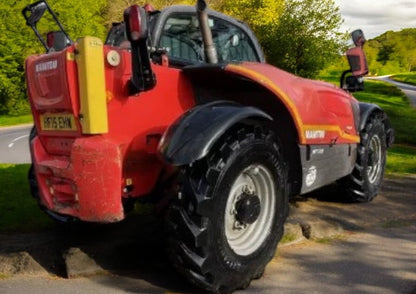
225 164 275 256
367 134 382 184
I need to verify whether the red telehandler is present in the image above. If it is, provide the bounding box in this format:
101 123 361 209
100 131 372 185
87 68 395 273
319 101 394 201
22 0 393 292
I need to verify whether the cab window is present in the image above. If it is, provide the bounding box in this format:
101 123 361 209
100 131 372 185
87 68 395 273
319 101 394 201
159 14 260 64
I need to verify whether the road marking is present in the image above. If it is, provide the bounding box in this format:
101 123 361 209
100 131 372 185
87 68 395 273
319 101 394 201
8 134 29 148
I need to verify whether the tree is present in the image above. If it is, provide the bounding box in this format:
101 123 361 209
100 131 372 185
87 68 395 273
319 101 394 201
105 0 194 25
0 1 34 116
264 0 347 78
364 28 416 75
0 0 107 116
217 0 284 35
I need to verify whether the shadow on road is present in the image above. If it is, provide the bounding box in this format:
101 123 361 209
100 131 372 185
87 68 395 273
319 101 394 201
0 213 202 293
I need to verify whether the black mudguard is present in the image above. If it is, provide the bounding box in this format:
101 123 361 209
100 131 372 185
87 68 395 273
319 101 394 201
358 102 381 131
359 102 394 147
159 101 272 165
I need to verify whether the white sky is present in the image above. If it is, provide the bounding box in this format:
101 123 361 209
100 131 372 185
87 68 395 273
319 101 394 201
334 0 416 39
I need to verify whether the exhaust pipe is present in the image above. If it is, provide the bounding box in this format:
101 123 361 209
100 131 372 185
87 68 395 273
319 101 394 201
196 0 218 64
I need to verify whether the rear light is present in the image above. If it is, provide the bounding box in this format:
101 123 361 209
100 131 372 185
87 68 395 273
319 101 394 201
46 31 71 52
46 31 54 48
124 5 146 42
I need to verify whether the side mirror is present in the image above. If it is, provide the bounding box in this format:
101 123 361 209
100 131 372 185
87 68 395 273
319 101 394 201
340 29 368 91
351 29 366 47
22 0 72 53
124 5 148 43
22 0 48 27
123 5 155 94
346 46 368 77
47 31 71 52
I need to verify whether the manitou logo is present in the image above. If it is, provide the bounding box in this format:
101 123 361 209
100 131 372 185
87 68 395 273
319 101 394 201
305 130 325 139
35 60 58 72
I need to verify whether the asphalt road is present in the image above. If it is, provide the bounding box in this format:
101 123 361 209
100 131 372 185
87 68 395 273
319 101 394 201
0 124 32 164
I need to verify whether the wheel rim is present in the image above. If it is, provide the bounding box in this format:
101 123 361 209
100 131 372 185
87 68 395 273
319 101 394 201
224 164 275 256
367 134 382 183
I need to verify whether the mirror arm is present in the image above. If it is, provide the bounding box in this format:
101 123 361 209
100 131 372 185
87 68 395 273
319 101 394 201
340 69 352 89
124 5 156 94
22 0 72 53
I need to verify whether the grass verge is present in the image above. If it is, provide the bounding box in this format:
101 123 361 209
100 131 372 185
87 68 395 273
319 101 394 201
390 73 416 86
280 233 298 244
0 114 33 127
353 80 416 174
353 80 416 145
0 164 52 233
386 145 416 175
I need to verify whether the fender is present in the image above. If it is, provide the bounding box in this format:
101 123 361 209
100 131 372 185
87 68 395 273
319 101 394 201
159 101 272 165
358 102 381 131
358 102 394 147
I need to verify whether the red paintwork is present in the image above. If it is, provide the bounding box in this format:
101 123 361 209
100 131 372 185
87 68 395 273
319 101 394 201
226 62 360 145
26 46 359 222
26 47 81 140
27 46 195 222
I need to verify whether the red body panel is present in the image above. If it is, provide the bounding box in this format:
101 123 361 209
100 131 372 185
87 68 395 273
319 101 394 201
226 62 360 145
27 46 195 221
26 47 81 140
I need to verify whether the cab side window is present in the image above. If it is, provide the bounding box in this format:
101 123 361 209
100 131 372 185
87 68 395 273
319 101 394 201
159 14 260 64
211 18 259 63
159 15 204 63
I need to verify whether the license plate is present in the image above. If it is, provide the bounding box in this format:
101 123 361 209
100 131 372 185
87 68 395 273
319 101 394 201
40 114 77 131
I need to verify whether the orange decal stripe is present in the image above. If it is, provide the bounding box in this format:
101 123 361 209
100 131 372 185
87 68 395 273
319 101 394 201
225 64 360 144
304 125 360 143
225 64 307 143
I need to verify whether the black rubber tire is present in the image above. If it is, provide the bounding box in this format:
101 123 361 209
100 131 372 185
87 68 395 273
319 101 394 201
166 124 288 293
339 113 387 202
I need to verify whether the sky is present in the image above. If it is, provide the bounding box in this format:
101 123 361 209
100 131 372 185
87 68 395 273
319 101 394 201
334 0 416 39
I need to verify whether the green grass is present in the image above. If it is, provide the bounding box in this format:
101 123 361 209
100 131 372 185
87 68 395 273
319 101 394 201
280 233 298 244
0 273 11 280
0 114 33 127
317 69 343 86
390 73 416 86
0 164 52 233
353 80 416 145
353 81 416 174
386 145 416 175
